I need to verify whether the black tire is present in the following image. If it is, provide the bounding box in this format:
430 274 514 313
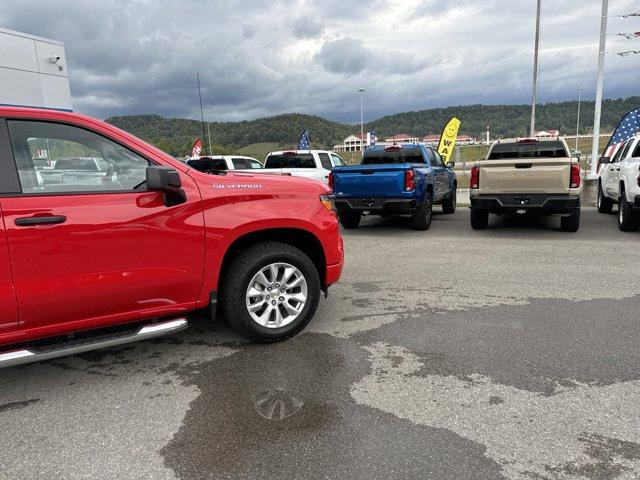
338 210 361 229
411 192 433 230
560 207 581 232
442 188 457 214
470 209 489 230
221 242 320 343
597 182 613 214
618 190 639 232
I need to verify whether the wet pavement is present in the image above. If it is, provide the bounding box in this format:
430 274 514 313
2 208 640 479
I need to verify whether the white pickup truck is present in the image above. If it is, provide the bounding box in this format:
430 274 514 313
186 155 263 173
597 134 640 231
263 150 347 185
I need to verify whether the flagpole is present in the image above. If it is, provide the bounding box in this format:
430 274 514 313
590 0 609 179
197 73 207 156
358 88 366 156
530 0 542 138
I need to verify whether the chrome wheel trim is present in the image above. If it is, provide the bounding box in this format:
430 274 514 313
245 262 308 329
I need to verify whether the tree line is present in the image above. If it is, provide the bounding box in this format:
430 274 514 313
106 97 639 156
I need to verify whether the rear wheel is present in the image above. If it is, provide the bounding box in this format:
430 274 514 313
221 242 320 343
338 210 361 229
597 182 613 214
442 189 457 214
560 207 581 232
618 190 639 232
470 209 489 230
411 192 433 230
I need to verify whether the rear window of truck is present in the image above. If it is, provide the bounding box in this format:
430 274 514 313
488 141 568 159
265 154 315 169
362 149 424 165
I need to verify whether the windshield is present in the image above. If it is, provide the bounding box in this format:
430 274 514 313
488 141 568 159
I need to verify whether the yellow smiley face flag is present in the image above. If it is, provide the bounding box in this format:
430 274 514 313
437 117 461 164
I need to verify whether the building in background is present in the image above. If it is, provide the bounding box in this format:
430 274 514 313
0 27 72 111
535 129 560 137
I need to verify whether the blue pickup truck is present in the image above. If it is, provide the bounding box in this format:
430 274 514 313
331 144 457 230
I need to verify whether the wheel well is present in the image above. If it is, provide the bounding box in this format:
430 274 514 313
426 184 434 196
217 228 327 294
620 180 625 193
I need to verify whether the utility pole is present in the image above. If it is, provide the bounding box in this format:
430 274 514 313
196 73 207 156
358 88 366 154
206 122 212 155
590 0 609 178
576 86 583 151
530 0 542 138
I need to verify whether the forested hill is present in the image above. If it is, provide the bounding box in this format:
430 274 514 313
106 113 352 156
106 97 639 156
365 97 640 140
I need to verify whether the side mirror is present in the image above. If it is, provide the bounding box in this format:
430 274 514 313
146 166 187 207
446 162 455 169
600 157 611 165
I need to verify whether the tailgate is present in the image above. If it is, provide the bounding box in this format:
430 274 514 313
479 158 572 194
333 164 409 196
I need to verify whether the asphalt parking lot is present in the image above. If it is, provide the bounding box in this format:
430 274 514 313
2 207 640 480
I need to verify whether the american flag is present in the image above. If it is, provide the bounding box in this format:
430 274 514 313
298 130 310 150
603 108 640 160
191 138 203 157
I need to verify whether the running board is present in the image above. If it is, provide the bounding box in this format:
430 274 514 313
0 318 188 369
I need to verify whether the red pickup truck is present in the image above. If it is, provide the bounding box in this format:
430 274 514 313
0 107 343 367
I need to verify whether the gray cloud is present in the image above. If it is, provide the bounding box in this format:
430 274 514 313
0 0 638 124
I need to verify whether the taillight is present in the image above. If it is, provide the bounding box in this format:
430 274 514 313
470 166 480 189
328 172 334 190
405 170 415 191
570 164 581 189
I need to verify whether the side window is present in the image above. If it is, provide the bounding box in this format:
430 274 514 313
232 158 247 169
633 141 640 159
432 150 445 167
618 140 633 162
423 148 435 167
246 159 263 169
318 153 332 170
8 120 151 194
611 142 629 163
331 154 346 167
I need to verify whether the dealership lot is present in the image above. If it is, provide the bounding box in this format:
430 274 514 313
2 208 640 480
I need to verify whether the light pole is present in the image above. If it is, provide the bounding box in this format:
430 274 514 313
576 86 583 151
358 88 365 154
530 0 542 138
590 0 609 179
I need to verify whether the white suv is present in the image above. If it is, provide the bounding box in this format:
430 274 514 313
598 134 640 231
263 150 346 185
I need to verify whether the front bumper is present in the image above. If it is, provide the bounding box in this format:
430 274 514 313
470 194 580 213
334 197 417 214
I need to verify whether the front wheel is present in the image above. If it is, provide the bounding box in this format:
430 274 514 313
618 192 639 232
597 182 613 214
412 192 433 230
221 242 320 342
442 189 457 214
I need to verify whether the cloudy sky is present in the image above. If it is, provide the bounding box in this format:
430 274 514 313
1 0 639 123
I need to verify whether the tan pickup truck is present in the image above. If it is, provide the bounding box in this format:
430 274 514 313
469 137 583 232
